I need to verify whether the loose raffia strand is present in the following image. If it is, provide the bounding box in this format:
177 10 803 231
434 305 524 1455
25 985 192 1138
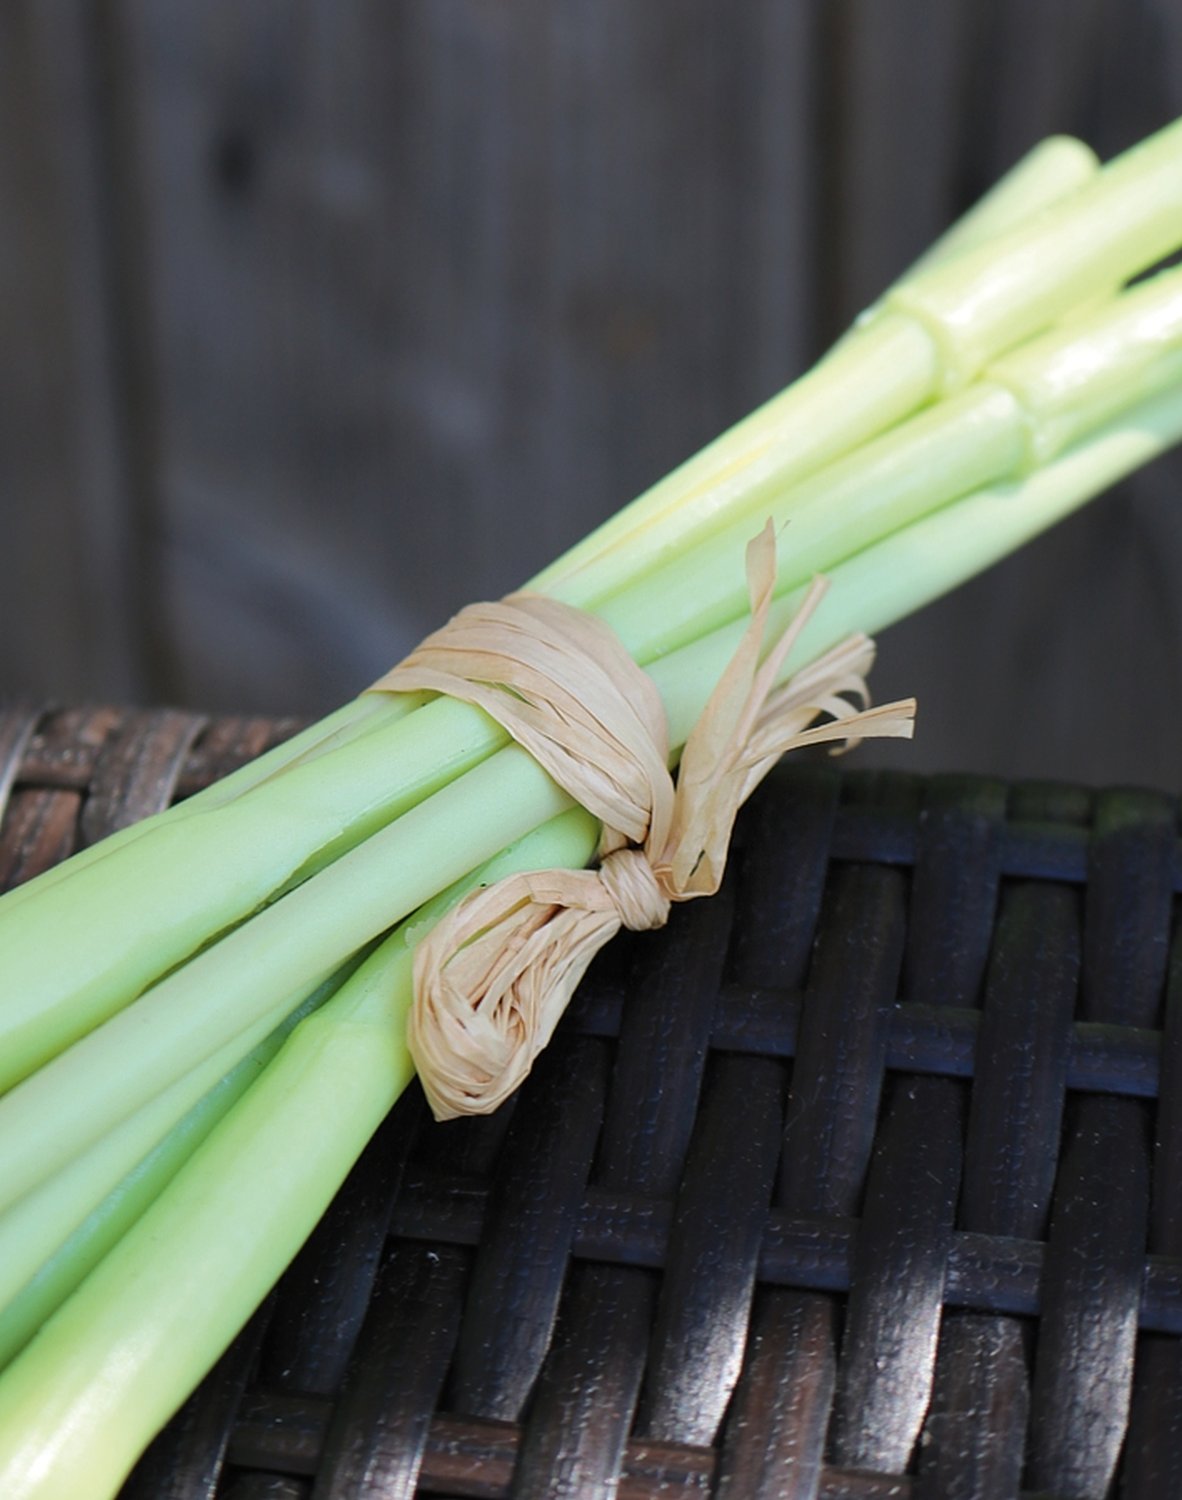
371 522 917 1119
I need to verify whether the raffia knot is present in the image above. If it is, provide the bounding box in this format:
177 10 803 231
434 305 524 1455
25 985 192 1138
373 521 917 1120
599 847 671 932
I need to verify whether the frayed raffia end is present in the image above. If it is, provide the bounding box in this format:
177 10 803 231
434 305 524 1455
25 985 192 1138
375 522 916 1120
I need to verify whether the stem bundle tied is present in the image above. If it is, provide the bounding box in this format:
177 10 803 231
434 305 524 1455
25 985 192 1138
1 117 1182 1499
384 523 914 1118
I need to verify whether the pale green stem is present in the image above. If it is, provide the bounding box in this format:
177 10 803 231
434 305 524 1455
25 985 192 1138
652 380 1182 742
786 384 1182 663
988 264 1182 462
0 695 412 916
831 135 1101 356
0 745 579 1214
598 382 1023 660
0 692 504 1090
532 310 941 603
534 116 1182 600
599 268 1182 661
886 116 1182 390
0 956 365 1370
0 810 599 1500
901 135 1099 280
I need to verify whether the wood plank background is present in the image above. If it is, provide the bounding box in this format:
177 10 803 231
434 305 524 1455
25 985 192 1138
2 0 1181 787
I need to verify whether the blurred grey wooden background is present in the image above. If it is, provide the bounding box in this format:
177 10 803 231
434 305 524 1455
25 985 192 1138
3 0 1182 786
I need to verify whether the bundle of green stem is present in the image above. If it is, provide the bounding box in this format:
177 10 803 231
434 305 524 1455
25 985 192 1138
1 119 1182 1497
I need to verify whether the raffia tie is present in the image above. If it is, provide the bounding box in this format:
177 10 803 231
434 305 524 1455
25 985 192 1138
371 522 916 1120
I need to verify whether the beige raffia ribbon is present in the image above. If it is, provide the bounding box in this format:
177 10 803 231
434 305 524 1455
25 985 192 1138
372 522 916 1119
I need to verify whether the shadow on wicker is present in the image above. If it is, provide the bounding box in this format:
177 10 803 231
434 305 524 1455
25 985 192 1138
2 705 1180 1499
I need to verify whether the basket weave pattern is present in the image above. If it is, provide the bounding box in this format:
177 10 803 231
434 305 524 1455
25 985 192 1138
1 706 1180 1499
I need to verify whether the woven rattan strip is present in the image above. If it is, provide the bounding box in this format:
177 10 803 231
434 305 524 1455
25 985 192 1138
1 704 1180 1498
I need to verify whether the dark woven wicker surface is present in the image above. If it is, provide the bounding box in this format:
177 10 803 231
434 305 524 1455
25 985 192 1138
2 705 1181 1498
